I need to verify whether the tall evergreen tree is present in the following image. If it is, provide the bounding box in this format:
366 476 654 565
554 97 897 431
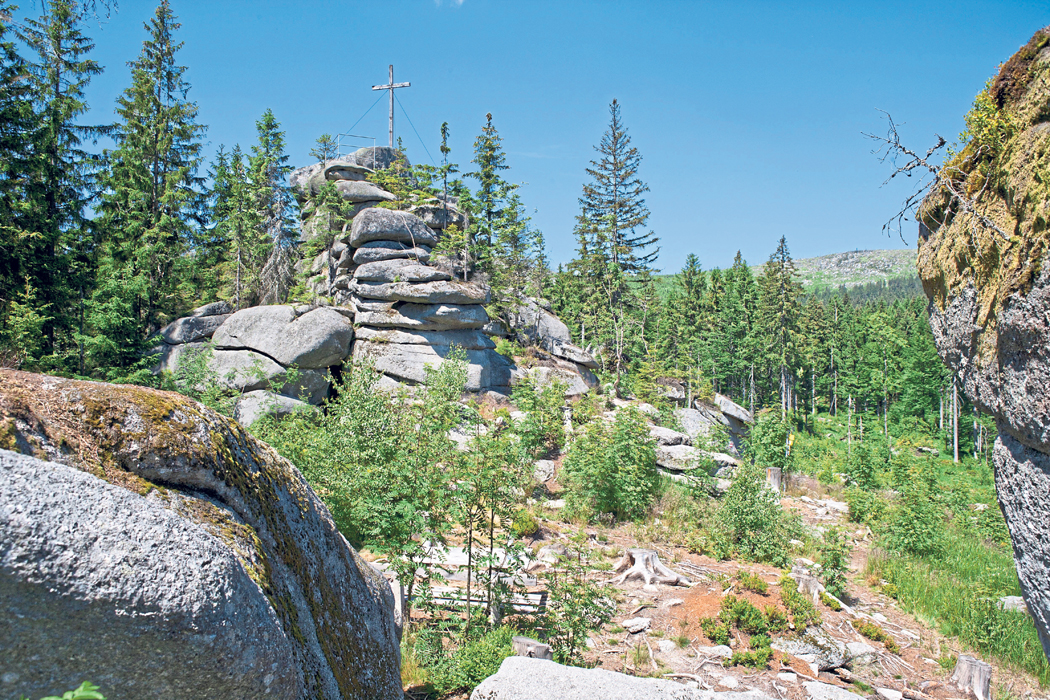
88 0 206 372
17 0 107 365
467 112 509 263
0 2 38 337
756 236 803 416
578 99 658 273
251 109 297 305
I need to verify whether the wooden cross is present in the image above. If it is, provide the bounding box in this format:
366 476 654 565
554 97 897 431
372 65 410 148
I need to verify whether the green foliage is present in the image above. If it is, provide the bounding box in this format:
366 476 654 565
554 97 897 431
509 508 539 538
0 277 52 368
713 461 790 566
763 605 789 632
730 644 773 668
562 406 658 522
511 373 566 458
737 570 768 594
720 595 768 635
819 591 842 611
251 352 470 595
37 682 105 700
90 0 206 373
494 337 524 357
539 546 615 665
844 485 886 525
819 527 850 599
885 459 944 557
779 575 822 629
699 617 731 646
854 620 900 655
748 413 791 472
433 626 516 695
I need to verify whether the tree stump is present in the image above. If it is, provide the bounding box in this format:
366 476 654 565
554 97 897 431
512 635 553 660
612 548 691 586
952 654 992 700
766 467 783 492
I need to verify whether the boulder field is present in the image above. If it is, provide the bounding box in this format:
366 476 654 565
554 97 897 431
0 370 403 699
916 27 1050 660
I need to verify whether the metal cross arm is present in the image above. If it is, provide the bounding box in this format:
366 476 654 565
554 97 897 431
372 65 410 148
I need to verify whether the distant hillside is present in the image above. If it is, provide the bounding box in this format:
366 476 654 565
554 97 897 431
652 249 922 303
777 249 917 291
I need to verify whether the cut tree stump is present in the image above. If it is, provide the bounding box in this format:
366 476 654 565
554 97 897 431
952 654 992 700
611 548 691 587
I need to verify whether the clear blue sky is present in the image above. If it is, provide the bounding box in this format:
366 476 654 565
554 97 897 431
39 0 1050 271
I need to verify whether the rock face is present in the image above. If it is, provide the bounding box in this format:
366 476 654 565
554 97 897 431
0 370 402 699
916 28 1050 661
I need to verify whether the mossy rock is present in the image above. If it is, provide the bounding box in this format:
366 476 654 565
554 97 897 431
0 370 402 699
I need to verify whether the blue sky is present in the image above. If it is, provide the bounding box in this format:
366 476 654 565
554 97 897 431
45 0 1050 271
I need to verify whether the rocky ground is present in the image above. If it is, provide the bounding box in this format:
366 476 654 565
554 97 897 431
497 476 1048 700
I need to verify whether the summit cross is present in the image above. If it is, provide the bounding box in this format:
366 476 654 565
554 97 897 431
371 65 410 148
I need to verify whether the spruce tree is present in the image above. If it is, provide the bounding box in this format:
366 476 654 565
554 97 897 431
0 2 37 334
251 109 297 305
756 236 802 416
467 112 509 264
216 145 268 307
309 132 338 164
578 99 658 273
89 0 206 373
17 0 107 365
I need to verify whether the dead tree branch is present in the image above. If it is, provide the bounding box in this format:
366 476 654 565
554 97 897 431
864 110 1008 243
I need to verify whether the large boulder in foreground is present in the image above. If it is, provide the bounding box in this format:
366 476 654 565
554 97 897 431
470 657 773 699
916 28 1050 660
0 370 402 699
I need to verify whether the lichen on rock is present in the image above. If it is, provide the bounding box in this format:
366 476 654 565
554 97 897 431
917 27 1050 662
0 369 403 699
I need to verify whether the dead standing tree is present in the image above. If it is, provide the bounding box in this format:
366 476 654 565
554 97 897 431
863 110 1008 245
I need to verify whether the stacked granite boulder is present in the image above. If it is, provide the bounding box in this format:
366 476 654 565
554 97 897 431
291 147 512 393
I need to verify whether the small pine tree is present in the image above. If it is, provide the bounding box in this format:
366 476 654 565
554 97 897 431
309 132 338 164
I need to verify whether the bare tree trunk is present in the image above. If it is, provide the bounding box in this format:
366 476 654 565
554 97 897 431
847 395 853 458
953 377 959 464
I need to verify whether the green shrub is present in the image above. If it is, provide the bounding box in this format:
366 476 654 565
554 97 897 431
699 617 731 645
748 414 792 472
730 645 772 668
713 461 790 566
845 485 885 525
511 373 567 458
764 605 789 632
855 620 900 655
510 508 540 538
779 575 821 629
819 591 842 611
562 407 658 522
539 547 616 664
36 683 105 700
439 626 516 694
737 571 768 594
720 595 768 635
819 527 850 599
886 479 944 557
